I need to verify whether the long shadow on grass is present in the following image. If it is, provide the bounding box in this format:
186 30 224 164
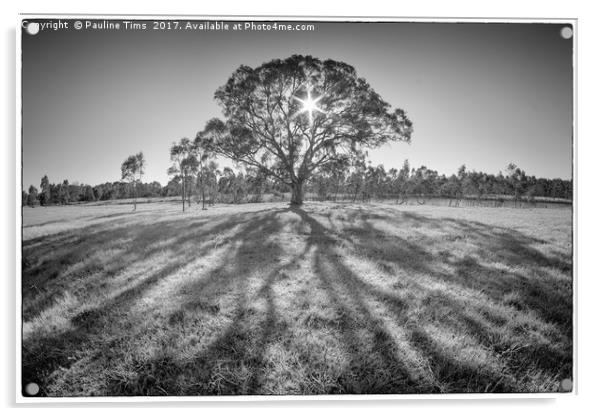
339 206 572 389
21 208 285 396
298 208 422 393
21 208 278 321
301 206 570 391
106 206 422 395
336 207 572 330
104 207 297 395
296 207 531 393
22 204 572 395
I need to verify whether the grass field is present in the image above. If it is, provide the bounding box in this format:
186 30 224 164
21 201 573 396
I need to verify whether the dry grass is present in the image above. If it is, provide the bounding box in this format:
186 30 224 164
21 201 572 396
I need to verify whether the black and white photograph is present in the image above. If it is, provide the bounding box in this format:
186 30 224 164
19 16 574 398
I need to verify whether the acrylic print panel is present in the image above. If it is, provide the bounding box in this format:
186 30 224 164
18 15 575 400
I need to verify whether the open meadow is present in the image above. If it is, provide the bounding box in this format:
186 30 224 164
21 201 573 395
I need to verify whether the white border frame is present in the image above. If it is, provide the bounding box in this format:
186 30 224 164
15 13 578 404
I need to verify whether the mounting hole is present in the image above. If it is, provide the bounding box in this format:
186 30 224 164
26 22 40 35
24 382 40 396
560 378 573 392
560 26 573 40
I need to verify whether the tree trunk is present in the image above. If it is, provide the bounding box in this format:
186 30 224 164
133 181 137 211
198 162 205 210
181 176 186 212
290 181 304 205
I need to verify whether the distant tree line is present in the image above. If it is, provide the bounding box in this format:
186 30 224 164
306 160 572 204
21 175 165 207
22 161 572 208
21 169 288 208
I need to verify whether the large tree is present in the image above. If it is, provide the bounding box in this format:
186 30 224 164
199 55 413 205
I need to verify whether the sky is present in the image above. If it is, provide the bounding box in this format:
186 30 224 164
21 20 574 189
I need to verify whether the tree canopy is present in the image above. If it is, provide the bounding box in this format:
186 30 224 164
121 152 145 183
199 54 413 204
121 152 145 210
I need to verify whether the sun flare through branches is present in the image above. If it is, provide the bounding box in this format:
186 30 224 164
293 84 325 124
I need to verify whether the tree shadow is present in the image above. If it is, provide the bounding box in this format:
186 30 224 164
21 208 278 321
22 203 572 396
334 206 572 330
103 207 295 395
21 208 283 395
295 208 423 393
293 205 571 392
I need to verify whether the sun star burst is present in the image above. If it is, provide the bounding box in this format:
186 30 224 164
293 84 325 123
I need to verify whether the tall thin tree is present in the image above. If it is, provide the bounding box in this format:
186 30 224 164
39 175 50 206
121 151 145 211
169 138 196 212
193 133 216 210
